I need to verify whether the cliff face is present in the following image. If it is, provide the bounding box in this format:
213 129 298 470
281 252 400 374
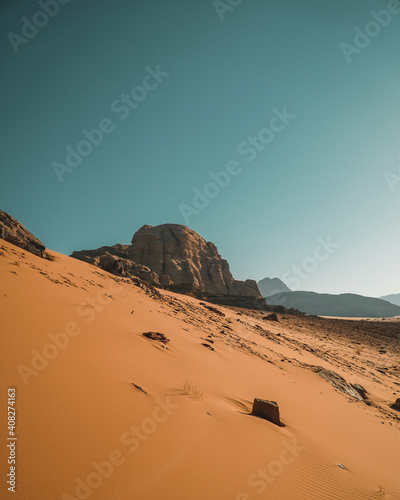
0 210 48 259
72 223 262 298
128 224 261 297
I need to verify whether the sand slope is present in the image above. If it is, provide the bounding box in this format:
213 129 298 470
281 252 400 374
1 239 400 499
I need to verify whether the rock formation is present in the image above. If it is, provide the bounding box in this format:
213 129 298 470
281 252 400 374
72 223 262 300
391 398 400 411
72 247 160 285
318 368 364 401
264 313 279 322
0 210 48 259
252 399 282 426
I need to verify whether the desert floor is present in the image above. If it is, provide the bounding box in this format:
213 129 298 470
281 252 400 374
1 239 400 499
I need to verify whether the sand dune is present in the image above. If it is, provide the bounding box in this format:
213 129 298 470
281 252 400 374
1 239 400 499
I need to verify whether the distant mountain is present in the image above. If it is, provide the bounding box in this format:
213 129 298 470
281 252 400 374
258 277 291 297
266 291 400 318
380 293 400 307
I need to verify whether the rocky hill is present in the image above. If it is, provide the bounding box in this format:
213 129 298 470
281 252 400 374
381 293 400 307
258 277 291 297
267 291 400 318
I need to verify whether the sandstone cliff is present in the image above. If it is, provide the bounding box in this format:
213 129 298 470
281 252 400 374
72 223 262 298
0 210 48 259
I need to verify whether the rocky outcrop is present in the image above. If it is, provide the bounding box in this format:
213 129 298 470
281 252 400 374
318 368 364 401
128 224 261 297
72 223 263 299
71 250 160 285
0 210 48 259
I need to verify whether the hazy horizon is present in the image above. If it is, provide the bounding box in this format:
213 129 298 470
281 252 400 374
1 0 399 297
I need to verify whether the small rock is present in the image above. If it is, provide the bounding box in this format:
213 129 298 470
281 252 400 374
337 463 347 470
391 398 400 411
252 399 282 427
351 383 368 399
142 332 170 344
201 303 226 316
263 313 279 322
131 383 147 394
202 343 214 351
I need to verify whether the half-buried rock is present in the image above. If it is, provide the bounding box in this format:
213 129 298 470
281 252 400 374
351 383 368 400
252 398 282 426
391 398 400 411
264 313 279 322
142 332 170 344
318 368 363 401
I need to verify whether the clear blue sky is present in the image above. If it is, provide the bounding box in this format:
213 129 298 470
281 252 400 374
1 0 399 297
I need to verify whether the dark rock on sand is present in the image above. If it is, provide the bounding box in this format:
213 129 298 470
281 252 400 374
318 368 363 401
264 313 279 322
142 332 170 344
252 398 282 426
391 398 400 411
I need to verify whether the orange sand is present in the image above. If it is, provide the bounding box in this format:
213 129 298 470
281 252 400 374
1 239 400 499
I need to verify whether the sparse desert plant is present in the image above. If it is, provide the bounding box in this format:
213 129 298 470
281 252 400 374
173 381 203 400
355 347 362 355
377 484 385 496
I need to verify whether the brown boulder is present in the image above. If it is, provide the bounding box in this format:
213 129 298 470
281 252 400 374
264 313 279 322
252 399 282 426
391 398 400 411
351 383 368 400
142 332 170 344
0 210 48 259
